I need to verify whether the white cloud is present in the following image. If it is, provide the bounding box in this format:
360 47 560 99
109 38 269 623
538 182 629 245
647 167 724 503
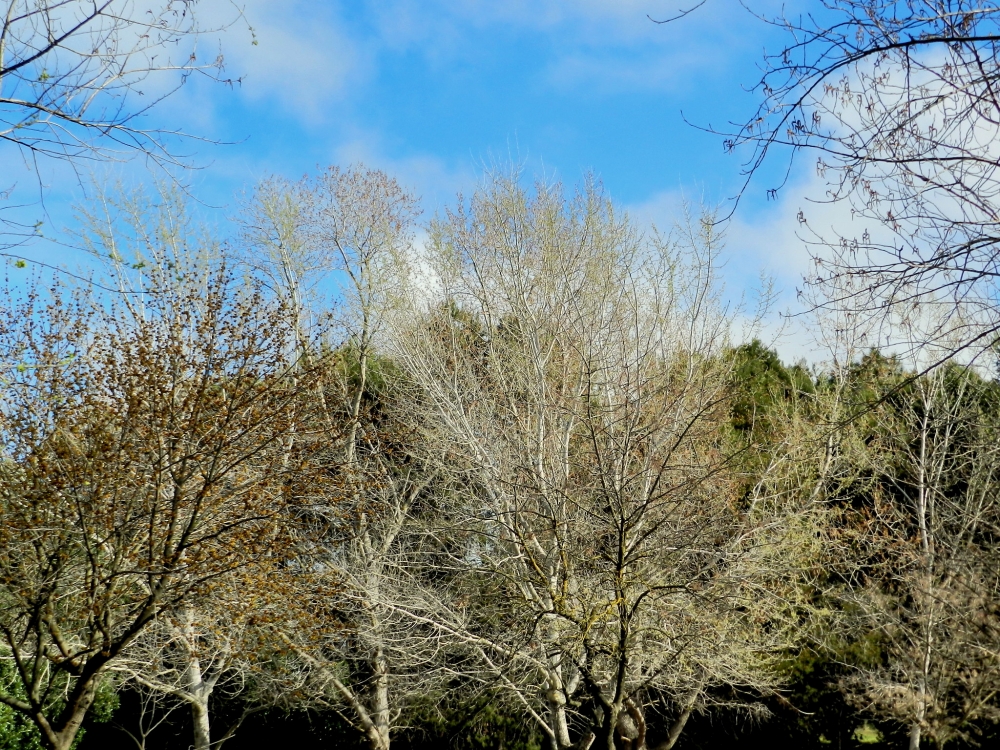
213 1 366 120
132 0 367 128
143 0 779 128
367 0 652 46
388 0 735 43
544 46 712 93
624 167 900 365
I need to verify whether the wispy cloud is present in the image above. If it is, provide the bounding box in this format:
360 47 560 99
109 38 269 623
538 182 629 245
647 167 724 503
192 0 368 121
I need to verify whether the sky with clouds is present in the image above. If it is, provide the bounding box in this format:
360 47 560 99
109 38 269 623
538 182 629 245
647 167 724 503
2 0 833 358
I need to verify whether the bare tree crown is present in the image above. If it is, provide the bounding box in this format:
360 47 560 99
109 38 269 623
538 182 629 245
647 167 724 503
0 0 241 170
733 0 1000 359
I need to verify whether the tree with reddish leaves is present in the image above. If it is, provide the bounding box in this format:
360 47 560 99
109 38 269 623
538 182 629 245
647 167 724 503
0 254 315 750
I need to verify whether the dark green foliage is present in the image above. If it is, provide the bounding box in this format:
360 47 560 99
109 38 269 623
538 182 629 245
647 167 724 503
0 705 44 750
328 339 403 398
728 339 813 438
79 689 543 750
399 693 544 750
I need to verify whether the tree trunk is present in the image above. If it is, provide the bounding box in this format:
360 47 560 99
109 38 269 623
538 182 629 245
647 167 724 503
909 721 921 750
363 721 390 750
654 706 694 750
345 341 369 464
548 696 572 750
45 731 78 750
595 705 618 750
653 686 700 750
369 646 391 750
176 604 219 750
42 725 82 750
39 675 102 750
191 701 212 750
615 698 646 750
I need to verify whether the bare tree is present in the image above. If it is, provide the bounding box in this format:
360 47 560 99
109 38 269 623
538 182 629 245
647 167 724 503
388 171 801 750
111 682 183 750
730 0 1000 359
113 580 287 750
0 0 246 259
831 359 1000 749
238 176 329 358
1 0 242 169
0 251 313 750
239 166 445 750
69 183 332 750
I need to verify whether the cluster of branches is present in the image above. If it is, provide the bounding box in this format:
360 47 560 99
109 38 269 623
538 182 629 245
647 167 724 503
0 0 248 259
723 337 1000 750
651 2 1000 746
726 0 1000 361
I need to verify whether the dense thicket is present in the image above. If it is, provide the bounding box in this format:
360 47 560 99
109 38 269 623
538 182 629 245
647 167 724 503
3 170 1000 750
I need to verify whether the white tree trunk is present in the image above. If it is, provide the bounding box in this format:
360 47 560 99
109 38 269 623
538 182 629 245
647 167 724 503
370 646 391 750
191 701 212 750
181 606 214 750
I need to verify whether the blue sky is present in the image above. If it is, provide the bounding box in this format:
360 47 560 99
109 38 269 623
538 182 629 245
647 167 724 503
2 0 829 356
178 0 787 205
